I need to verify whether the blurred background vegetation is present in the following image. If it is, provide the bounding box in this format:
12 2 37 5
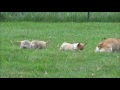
0 12 120 22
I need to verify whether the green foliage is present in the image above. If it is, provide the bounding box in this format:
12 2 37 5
0 12 120 22
0 22 120 78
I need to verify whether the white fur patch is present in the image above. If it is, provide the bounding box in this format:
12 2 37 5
99 48 105 52
95 47 100 52
110 47 112 52
95 46 112 52
73 43 79 50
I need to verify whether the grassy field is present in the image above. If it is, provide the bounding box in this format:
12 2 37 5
0 22 120 78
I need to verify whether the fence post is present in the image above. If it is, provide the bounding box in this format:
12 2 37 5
0 12 1 17
87 12 90 21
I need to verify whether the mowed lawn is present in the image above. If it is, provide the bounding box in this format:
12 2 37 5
0 22 120 78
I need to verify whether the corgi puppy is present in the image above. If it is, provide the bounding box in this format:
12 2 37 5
30 40 48 49
95 38 120 52
60 42 87 51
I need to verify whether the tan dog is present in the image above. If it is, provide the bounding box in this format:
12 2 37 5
18 40 31 49
59 42 87 51
95 38 120 52
30 40 48 49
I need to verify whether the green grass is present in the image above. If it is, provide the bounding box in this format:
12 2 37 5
0 22 120 78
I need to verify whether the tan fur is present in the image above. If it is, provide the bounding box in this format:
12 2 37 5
30 40 48 49
59 42 86 51
95 38 120 52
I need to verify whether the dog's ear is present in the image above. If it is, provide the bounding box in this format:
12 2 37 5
99 42 103 45
84 43 87 46
77 43 85 50
77 43 80 47
98 42 103 48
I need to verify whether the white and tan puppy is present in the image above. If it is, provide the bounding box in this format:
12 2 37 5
95 38 120 52
18 40 31 49
59 42 87 51
30 40 48 49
